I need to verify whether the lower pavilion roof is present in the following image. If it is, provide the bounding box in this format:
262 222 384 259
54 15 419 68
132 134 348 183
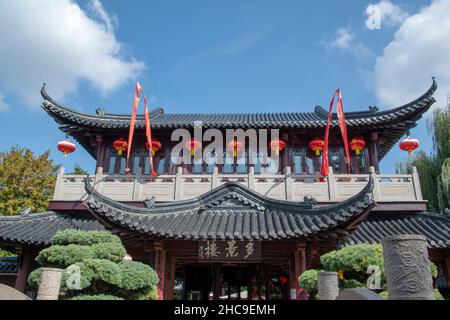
0 210 448 249
346 212 450 249
84 178 375 242
0 212 104 246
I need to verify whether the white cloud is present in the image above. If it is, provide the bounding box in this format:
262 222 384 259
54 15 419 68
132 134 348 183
366 0 408 29
330 27 354 50
88 0 118 33
0 92 9 112
327 27 373 60
374 0 450 108
0 0 145 107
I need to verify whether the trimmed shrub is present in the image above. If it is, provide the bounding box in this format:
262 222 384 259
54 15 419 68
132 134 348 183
298 269 321 291
28 229 159 300
321 244 384 273
52 230 121 246
27 267 43 288
118 261 159 291
91 242 126 263
36 244 93 268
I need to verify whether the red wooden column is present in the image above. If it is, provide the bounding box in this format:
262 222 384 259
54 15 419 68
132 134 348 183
154 241 167 299
293 241 306 300
15 247 34 292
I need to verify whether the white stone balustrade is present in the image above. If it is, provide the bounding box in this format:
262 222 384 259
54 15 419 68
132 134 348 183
52 166 424 203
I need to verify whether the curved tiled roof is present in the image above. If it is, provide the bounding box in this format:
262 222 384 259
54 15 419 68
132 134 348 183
41 79 436 130
40 79 437 160
346 212 450 249
0 212 104 245
84 177 375 241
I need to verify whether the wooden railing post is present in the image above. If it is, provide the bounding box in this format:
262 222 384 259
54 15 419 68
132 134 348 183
53 167 65 200
211 166 218 190
411 166 423 200
174 167 183 200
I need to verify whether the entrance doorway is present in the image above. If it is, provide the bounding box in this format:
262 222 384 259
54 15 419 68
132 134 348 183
175 263 289 300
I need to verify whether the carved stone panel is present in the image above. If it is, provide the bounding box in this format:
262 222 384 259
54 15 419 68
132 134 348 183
381 235 434 300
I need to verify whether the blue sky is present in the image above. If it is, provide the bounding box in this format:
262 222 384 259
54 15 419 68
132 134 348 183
1 0 448 174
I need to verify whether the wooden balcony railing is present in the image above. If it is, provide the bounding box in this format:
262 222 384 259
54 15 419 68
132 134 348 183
52 165 423 203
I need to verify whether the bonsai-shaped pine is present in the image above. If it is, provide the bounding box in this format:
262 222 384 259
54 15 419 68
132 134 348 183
27 229 159 300
298 244 443 300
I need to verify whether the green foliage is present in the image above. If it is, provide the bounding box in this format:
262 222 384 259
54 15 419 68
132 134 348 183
0 248 14 257
91 242 126 263
51 229 121 246
29 229 159 300
67 294 124 300
0 147 59 215
298 269 321 291
118 261 159 291
36 244 94 268
341 279 365 289
320 244 384 273
397 104 450 212
27 267 43 288
68 164 88 175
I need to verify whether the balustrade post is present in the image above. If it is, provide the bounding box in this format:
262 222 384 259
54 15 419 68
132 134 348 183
53 167 65 200
411 166 423 200
174 167 183 200
94 166 103 194
248 166 255 190
132 166 142 201
369 166 380 201
327 166 336 201
211 166 218 190
284 166 292 201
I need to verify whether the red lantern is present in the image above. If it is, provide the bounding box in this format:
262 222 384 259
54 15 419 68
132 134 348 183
279 276 287 285
113 138 127 157
400 137 419 155
57 139 76 157
185 139 201 156
269 139 286 156
350 137 366 155
227 138 244 158
309 137 325 156
146 138 162 156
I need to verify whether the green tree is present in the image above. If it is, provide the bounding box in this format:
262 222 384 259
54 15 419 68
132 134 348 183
68 164 88 175
0 147 60 215
397 104 450 212
28 229 160 300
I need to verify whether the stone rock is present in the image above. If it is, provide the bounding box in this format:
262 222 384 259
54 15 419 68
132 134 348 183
317 271 339 300
381 234 435 300
0 284 31 300
336 288 383 300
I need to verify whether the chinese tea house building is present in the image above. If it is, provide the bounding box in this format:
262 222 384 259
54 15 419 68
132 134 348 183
1 78 449 300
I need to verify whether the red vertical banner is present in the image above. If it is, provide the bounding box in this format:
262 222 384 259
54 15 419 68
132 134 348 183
336 89 351 174
125 82 158 176
320 89 351 176
320 90 337 177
